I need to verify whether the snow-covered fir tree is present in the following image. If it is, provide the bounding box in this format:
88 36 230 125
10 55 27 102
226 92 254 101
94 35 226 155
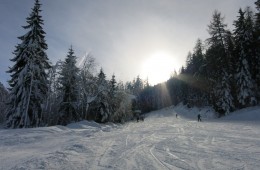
235 58 256 107
6 0 50 128
58 46 80 125
233 8 256 107
108 74 117 116
206 10 234 113
87 68 111 122
215 70 234 115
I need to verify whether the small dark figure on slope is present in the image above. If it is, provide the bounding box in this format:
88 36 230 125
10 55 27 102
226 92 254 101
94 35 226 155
197 114 202 122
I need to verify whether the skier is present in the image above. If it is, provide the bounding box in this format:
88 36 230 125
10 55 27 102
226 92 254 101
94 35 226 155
176 113 178 118
197 114 201 122
136 115 140 122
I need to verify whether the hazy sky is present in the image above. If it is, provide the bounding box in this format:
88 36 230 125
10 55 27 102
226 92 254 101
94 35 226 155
0 0 256 86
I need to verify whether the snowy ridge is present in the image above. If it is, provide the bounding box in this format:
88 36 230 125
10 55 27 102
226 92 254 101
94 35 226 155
1 106 260 169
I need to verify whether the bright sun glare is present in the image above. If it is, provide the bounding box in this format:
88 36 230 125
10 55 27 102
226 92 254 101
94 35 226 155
141 51 177 85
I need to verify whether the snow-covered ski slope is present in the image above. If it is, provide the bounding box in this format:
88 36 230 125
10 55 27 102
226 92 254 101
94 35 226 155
1 105 260 170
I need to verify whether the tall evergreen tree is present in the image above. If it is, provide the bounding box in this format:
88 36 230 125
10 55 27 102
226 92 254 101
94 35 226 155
58 46 80 125
110 74 117 96
233 8 256 107
191 39 207 105
206 10 234 114
215 71 234 115
244 8 257 79
6 0 50 128
254 1 260 100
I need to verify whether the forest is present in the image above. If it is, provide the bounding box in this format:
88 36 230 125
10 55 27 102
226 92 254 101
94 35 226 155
0 0 260 128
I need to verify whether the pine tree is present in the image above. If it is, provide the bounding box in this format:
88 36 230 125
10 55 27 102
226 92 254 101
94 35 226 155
58 46 80 125
6 0 50 128
233 8 256 107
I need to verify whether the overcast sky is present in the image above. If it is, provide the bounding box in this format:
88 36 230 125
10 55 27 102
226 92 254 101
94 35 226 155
0 0 256 86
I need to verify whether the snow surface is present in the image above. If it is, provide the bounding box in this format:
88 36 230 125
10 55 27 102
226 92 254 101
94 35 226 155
1 105 260 170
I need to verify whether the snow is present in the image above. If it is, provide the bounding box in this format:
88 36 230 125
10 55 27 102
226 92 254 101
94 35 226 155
1 105 260 170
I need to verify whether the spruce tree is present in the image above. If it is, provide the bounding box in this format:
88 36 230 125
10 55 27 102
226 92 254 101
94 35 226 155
233 8 256 107
206 10 234 114
58 46 80 125
215 71 234 115
6 0 50 128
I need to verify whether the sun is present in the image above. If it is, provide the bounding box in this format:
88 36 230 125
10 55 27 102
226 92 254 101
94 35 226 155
141 51 177 85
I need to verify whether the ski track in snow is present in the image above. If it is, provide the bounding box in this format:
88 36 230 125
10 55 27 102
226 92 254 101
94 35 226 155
0 106 260 170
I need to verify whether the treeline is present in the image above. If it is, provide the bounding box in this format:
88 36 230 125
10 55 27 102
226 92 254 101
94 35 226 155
136 2 260 116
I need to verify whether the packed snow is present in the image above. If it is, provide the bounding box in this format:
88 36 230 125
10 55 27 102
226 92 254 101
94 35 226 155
0 105 260 170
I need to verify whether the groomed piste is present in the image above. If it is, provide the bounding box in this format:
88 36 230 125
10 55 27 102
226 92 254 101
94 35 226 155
1 104 260 170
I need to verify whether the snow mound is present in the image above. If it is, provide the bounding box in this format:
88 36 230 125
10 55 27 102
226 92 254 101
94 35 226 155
66 120 102 129
221 106 260 122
